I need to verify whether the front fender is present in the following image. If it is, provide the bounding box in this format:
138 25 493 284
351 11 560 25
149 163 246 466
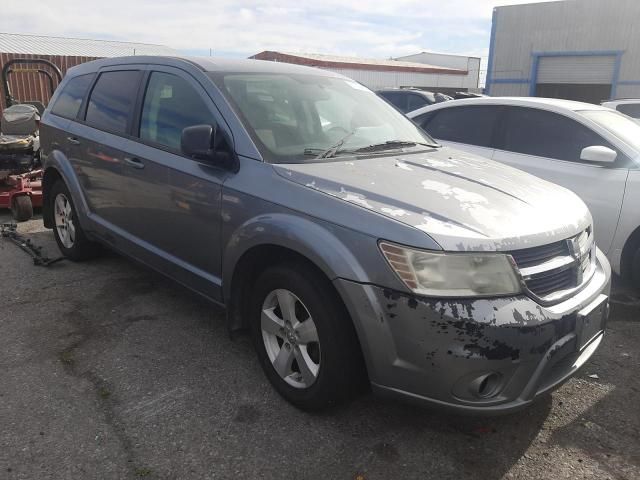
222 213 374 302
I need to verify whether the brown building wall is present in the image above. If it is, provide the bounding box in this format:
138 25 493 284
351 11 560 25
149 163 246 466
0 52 99 114
251 51 467 75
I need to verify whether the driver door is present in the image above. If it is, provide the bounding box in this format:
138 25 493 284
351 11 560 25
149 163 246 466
125 67 232 300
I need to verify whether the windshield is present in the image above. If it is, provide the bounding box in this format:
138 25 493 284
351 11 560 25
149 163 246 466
580 109 640 152
210 72 438 163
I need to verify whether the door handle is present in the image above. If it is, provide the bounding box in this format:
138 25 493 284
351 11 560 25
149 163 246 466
124 157 145 169
67 136 80 145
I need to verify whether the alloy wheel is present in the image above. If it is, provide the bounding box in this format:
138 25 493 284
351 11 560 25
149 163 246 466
54 193 75 249
261 289 321 389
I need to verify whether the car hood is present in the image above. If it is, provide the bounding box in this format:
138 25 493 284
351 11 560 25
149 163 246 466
273 147 591 251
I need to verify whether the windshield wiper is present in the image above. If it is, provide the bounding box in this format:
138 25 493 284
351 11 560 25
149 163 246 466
303 130 357 159
353 140 438 153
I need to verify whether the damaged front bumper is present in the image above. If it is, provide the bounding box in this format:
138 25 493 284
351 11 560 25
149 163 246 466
335 248 611 414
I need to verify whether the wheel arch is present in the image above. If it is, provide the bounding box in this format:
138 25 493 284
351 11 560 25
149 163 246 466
621 224 640 280
41 151 91 230
42 166 63 228
223 214 370 331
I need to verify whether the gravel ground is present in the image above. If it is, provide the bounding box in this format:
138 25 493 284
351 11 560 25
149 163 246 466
1 213 639 480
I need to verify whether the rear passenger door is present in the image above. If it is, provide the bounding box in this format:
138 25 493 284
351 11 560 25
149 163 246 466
65 68 144 231
492 106 628 254
413 105 501 159
126 67 231 299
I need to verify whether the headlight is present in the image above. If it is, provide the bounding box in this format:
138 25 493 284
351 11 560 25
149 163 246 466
379 241 522 297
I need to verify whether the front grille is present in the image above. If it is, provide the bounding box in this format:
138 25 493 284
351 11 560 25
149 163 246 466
510 240 569 268
509 228 594 302
525 268 574 297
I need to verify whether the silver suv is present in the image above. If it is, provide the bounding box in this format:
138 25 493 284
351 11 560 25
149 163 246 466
40 57 611 413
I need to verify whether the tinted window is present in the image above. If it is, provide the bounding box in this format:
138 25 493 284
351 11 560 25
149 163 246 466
379 91 408 112
140 72 214 151
424 106 500 147
407 93 429 112
501 107 614 162
413 111 436 129
50 74 94 119
616 103 640 119
85 71 140 134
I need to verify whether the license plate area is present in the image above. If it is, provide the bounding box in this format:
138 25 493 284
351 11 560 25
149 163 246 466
576 294 608 351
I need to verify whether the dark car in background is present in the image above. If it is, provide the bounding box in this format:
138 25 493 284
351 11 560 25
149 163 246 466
377 88 451 113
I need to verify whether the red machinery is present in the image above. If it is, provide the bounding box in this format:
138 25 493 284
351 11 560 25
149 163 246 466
0 168 43 220
0 58 62 221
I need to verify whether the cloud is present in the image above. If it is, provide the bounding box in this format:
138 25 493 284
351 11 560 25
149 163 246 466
0 0 555 59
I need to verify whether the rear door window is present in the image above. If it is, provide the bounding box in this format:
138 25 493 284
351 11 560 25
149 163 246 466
50 74 94 119
85 70 140 134
500 106 615 162
616 103 640 119
139 72 215 151
422 105 500 147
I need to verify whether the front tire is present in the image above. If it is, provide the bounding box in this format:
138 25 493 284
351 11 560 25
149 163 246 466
250 262 365 410
632 247 640 289
50 180 100 261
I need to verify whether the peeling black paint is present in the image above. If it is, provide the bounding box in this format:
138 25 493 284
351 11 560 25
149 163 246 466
464 340 520 361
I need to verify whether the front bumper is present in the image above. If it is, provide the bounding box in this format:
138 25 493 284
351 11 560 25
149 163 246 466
335 248 611 414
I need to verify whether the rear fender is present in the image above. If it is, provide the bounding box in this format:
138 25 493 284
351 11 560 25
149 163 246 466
42 150 91 230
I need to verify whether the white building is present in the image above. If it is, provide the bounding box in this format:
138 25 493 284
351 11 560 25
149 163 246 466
395 51 481 92
251 51 480 93
486 0 640 103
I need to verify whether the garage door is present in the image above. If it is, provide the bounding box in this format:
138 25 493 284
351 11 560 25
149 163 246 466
536 55 615 104
537 55 616 84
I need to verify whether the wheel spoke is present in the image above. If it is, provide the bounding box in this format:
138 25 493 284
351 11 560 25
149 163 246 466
261 308 284 337
272 344 294 378
294 346 318 385
64 199 72 216
55 196 65 216
67 221 76 243
58 226 67 245
295 319 318 344
276 289 297 323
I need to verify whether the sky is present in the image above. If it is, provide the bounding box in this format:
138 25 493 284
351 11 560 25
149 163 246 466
0 1 555 72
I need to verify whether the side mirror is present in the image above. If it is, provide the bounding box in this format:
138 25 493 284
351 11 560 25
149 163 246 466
580 145 617 163
181 124 215 161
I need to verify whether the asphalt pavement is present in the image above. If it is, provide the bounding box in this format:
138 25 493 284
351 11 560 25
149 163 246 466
1 213 639 480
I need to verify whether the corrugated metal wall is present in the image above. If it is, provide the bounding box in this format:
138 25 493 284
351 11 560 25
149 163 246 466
0 52 98 114
489 0 640 98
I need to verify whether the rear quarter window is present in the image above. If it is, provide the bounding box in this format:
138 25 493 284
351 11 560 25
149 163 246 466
50 74 94 120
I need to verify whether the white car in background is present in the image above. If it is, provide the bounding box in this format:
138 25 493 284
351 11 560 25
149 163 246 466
408 97 640 286
601 99 640 123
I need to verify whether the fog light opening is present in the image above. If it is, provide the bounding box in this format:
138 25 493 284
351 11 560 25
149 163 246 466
473 373 501 399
